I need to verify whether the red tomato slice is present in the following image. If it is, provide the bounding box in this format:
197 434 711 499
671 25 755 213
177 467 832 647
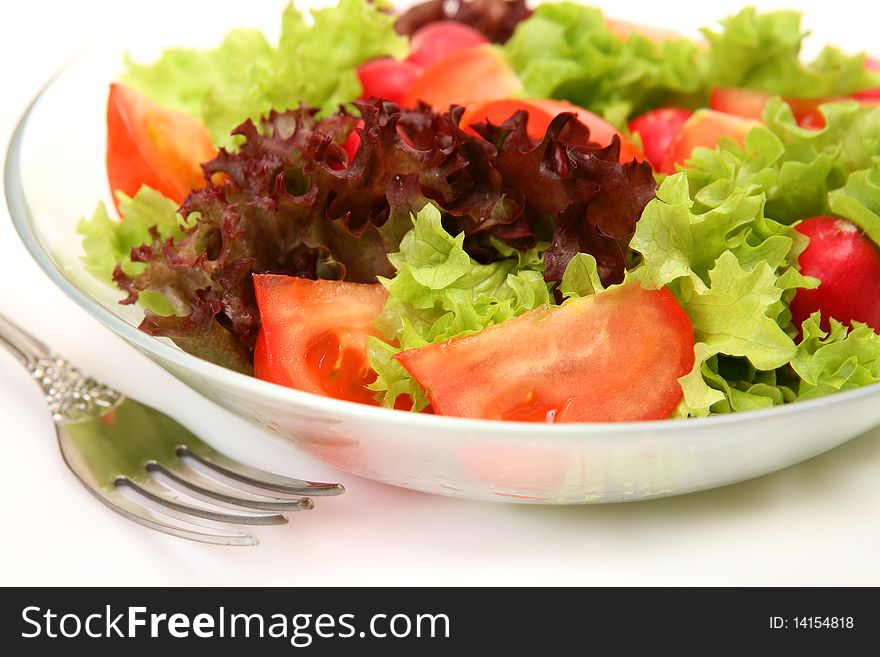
253 275 388 405
357 58 422 106
790 216 880 333
659 109 759 174
628 107 692 170
394 285 695 423
106 83 215 212
461 98 643 163
401 44 523 113
406 21 489 68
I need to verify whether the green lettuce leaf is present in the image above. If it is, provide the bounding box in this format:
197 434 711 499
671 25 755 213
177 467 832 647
675 345 797 417
633 96 880 416
503 4 880 125
684 98 880 226
368 204 551 409
791 314 880 400
701 8 880 99
123 0 407 147
76 187 190 315
631 174 805 290
674 251 798 371
559 253 604 298
630 174 815 416
667 255 813 416
503 1 703 124
828 157 880 245
78 187 254 375
122 30 274 125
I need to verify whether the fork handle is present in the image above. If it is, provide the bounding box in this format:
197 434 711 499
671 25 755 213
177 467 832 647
0 312 121 421
0 312 52 369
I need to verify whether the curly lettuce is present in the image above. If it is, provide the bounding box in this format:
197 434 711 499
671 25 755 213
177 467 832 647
122 0 407 147
633 97 880 416
504 1 704 125
828 157 880 244
77 188 189 316
503 4 880 125
701 8 880 100
686 99 880 221
630 175 814 416
793 314 880 401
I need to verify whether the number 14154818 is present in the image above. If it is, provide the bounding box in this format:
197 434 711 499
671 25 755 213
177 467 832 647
770 617 854 629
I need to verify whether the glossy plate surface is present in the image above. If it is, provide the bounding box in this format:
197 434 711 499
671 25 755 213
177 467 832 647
7 47 880 504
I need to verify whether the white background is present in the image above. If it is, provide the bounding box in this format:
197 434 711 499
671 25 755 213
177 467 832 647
1 0 879 586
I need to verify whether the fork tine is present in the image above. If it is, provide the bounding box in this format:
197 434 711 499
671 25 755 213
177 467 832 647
149 462 314 512
178 445 345 496
116 477 290 526
88 486 260 546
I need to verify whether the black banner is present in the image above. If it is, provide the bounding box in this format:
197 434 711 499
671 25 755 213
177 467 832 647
1 587 875 653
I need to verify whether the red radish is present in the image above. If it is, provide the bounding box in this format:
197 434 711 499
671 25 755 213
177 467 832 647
790 216 880 333
407 21 488 68
357 58 422 106
628 107 692 170
659 109 759 174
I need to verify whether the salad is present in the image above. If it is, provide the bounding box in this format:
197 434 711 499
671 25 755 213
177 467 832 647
79 0 880 423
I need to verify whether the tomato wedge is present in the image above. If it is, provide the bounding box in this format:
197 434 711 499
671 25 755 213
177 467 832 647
394 285 695 423
401 44 522 113
659 109 759 174
106 83 215 212
253 275 388 405
461 98 643 163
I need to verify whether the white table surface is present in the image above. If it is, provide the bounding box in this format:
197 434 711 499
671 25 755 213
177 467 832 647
1 0 879 587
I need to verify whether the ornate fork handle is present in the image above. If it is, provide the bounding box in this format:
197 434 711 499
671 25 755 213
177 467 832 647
0 314 120 422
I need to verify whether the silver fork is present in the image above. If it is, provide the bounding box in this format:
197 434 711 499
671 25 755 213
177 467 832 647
0 313 343 546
